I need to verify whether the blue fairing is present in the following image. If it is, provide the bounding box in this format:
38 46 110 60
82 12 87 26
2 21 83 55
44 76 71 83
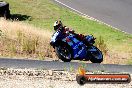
62 34 87 59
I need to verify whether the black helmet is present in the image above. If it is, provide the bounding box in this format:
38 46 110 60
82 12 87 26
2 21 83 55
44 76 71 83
53 20 63 31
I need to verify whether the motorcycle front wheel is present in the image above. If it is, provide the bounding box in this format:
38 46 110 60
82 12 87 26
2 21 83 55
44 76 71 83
55 44 72 62
89 46 103 63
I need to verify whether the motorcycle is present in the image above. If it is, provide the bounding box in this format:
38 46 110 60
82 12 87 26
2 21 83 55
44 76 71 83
50 29 103 63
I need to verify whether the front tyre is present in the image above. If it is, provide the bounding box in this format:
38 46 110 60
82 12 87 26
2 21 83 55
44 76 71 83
55 45 72 62
89 46 103 63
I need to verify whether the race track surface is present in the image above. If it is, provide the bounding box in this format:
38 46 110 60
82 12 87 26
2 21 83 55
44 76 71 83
0 58 132 73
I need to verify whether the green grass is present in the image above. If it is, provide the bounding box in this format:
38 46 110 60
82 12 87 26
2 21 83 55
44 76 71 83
3 0 132 64
127 59 132 65
5 0 131 43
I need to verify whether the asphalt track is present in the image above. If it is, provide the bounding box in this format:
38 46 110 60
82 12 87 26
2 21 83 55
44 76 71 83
54 0 132 34
0 58 132 73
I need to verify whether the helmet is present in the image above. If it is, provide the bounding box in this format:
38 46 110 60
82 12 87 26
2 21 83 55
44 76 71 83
53 20 63 31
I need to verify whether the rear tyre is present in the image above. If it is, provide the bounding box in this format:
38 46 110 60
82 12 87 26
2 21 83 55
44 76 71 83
3 10 10 19
55 43 72 62
89 46 103 63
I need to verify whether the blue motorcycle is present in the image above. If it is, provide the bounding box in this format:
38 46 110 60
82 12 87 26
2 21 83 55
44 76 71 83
50 29 103 63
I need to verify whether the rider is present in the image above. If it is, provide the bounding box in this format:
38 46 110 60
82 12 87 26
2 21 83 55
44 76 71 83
53 20 85 41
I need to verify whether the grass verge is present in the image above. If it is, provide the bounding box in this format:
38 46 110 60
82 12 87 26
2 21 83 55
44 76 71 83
0 19 56 60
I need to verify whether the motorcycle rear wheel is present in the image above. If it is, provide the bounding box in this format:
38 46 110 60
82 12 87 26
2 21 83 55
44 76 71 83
55 44 72 62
